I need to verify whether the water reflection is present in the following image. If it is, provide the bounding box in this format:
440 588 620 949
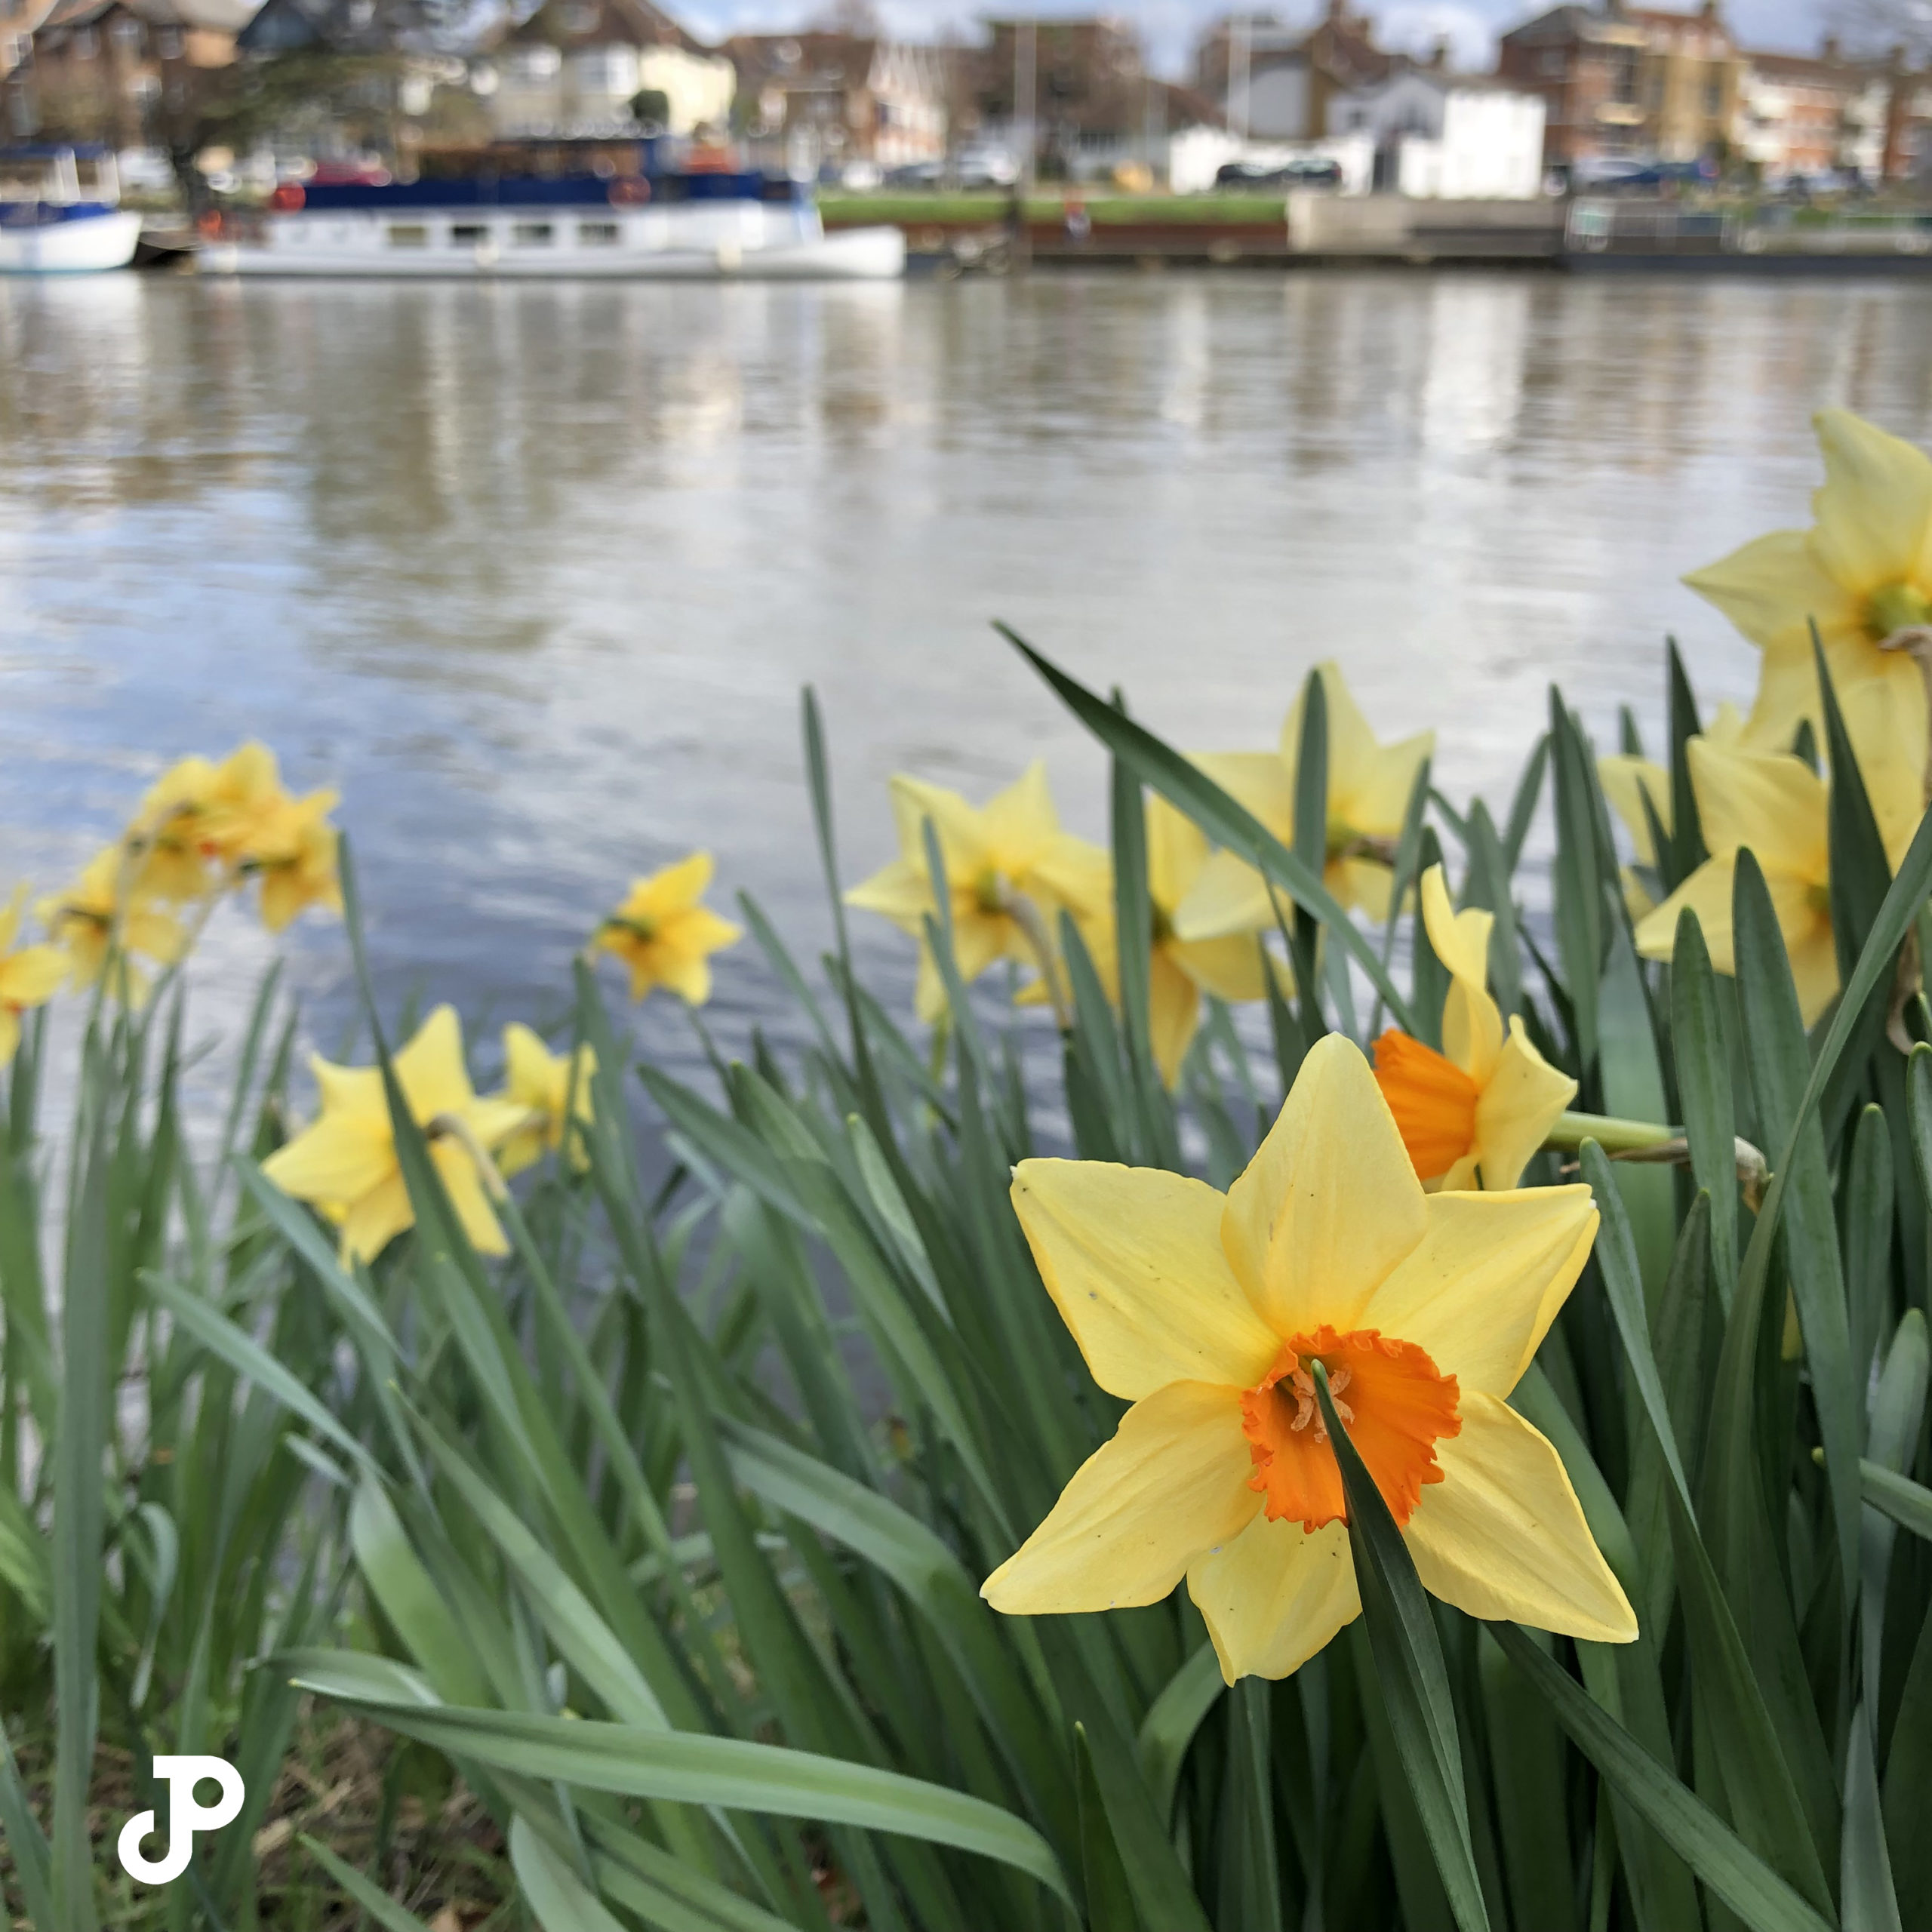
2 269 1929 1097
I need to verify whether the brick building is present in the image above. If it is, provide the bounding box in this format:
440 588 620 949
1194 1 1390 140
727 31 949 169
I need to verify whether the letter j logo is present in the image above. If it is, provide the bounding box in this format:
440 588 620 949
115 1756 245 1884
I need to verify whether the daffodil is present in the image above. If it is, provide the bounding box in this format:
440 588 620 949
37 848 186 1004
844 764 1110 1023
0 889 66 1068
127 743 291 902
1372 867 1575 1191
1633 686 1922 1026
982 1035 1631 1681
591 854 741 1006
244 788 343 932
496 1023 595 1177
1597 703 1746 869
1032 799 1284 1087
1173 662 1432 943
261 1005 528 1266
1684 411 1932 760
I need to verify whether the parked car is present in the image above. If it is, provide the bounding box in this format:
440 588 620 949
955 146 1018 189
885 161 946 189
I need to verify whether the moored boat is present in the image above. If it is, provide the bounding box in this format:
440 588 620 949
0 146 143 274
198 147 903 281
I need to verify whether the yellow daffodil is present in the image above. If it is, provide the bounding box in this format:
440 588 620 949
1372 867 1575 1191
127 743 291 901
244 788 343 932
496 1023 595 1177
0 888 66 1069
1633 687 1923 1026
592 853 742 1006
1033 799 1284 1087
261 1005 527 1266
982 1035 1631 1681
844 764 1110 1023
36 848 186 1004
1596 703 1746 869
1684 411 1932 761
1173 662 1432 943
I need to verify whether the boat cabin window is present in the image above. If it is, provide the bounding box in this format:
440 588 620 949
386 223 430 248
577 220 620 245
511 221 554 245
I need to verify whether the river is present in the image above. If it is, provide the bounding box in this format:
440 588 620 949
2 268 1928 1115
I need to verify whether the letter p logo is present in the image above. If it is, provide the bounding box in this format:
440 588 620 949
115 1756 245 1885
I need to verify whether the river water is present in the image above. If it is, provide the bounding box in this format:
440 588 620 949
2 269 1929 1114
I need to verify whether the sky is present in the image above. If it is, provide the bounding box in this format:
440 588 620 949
675 0 1833 78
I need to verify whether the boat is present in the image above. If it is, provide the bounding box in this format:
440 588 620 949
0 146 143 274
198 146 904 281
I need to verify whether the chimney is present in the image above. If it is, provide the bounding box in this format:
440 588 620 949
1821 31 1839 60
1429 32 1448 66
1325 0 1345 23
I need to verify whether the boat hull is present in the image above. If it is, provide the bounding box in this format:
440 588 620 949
0 208 141 273
202 220 904 281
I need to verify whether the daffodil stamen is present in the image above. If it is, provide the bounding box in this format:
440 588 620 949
1240 1326 1460 1533
1868 582 1932 643
973 868 1012 915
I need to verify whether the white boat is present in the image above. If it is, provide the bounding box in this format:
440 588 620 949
199 152 903 282
0 145 142 274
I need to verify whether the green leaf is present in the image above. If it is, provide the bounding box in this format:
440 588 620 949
281 1666 1075 1906
1491 1624 1835 1932
1000 626 1417 1032
1666 638 1709 878
1857 1460 1932 1542
1479 1629 1577 1932
1840 1704 1902 1932
1312 1364 1489 1932
1074 1724 1143 1932
297 1835 440 1932
0 1718 56 1932
1135 1641 1223 1826
1884 1593 1932 1924
1548 692 1611 1072
512 1813 630 1932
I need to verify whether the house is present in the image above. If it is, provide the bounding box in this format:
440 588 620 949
974 15 1147 171
14 0 248 146
1193 1 1390 141
1734 41 1890 180
1328 58 1548 194
487 0 734 139
1497 0 1740 168
726 31 949 171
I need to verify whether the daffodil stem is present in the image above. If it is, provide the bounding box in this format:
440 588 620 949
1543 1112 1678 1154
1004 892 1071 1032
426 1109 516 1202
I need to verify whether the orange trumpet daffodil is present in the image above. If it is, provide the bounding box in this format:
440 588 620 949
1372 866 1576 1191
981 1035 1631 1681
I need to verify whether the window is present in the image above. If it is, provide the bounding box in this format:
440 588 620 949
577 219 619 243
511 221 553 245
1540 49 1564 75
72 26 97 57
156 26 179 54
451 221 488 243
110 16 141 49
510 43 560 78
386 223 429 246
1705 77 1721 112
574 45 636 93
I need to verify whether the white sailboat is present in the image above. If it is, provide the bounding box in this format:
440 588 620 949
0 145 143 273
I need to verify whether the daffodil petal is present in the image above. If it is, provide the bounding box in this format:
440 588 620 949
1634 856 1736 973
891 775 989 873
338 1171 417 1266
393 1006 476 1124
1355 1186 1597 1398
1422 866 1503 1079
0 1008 18 1069
1596 754 1670 866
981 1381 1260 1614
1148 950 1201 1090
845 856 934 930
433 1143 509 1256
1473 1020 1578 1192
641 851 715 917
1222 1034 1427 1339
1186 1513 1358 1684
0 944 67 1008
1146 797 1208 911
262 1115 396 1208
1168 933 1272 1004
1011 1160 1281 1399
1171 848 1275 943
1684 528 1860 651
1191 752 1296 841
1689 737 1827 876
1403 1392 1635 1641
1808 408 1932 595
1777 902 1841 1029
979 761 1060 870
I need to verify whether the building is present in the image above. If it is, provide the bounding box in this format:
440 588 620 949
1498 0 1740 168
1734 42 1889 179
1194 1 1389 140
974 14 1146 169
13 0 248 146
488 0 734 139
1328 60 1548 194
727 31 949 171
